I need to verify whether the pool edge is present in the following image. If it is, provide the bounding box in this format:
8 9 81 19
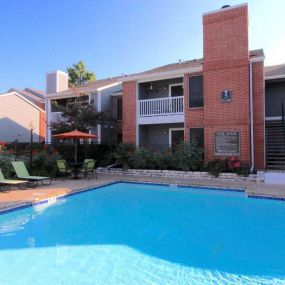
1 180 284 215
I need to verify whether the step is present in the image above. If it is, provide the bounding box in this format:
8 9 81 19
266 139 285 141
265 172 285 184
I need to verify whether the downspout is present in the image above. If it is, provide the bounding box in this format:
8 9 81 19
249 61 254 173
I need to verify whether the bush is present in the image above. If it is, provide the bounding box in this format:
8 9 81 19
111 142 204 171
153 149 175 170
205 159 229 177
171 142 204 171
129 148 156 169
0 147 15 177
205 156 250 177
17 149 61 177
111 143 135 170
228 156 250 177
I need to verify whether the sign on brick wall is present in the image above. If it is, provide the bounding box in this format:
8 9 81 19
221 90 232 103
215 132 240 156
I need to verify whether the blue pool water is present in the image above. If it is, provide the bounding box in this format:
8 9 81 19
0 182 285 284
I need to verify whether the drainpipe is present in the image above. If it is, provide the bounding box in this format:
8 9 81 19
249 61 254 173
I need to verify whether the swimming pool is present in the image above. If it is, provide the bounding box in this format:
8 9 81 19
0 182 285 284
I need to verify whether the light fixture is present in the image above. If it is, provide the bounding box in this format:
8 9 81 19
28 121 36 130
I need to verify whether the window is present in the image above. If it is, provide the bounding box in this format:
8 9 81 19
188 75 203 108
190 128 204 149
169 84 183 97
117 133 122 144
116 98 122 120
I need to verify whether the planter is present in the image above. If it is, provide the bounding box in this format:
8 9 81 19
97 167 265 183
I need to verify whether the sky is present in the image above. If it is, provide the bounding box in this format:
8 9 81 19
0 0 284 93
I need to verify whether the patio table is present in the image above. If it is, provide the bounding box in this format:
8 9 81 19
67 162 84 179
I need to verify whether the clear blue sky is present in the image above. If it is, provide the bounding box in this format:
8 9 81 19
0 0 284 93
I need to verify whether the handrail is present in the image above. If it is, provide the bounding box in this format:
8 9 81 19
139 96 184 117
281 100 285 131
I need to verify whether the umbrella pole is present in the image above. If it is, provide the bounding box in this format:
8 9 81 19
75 139 79 163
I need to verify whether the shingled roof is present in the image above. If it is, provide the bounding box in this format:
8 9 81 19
123 49 264 80
265 64 285 79
48 76 122 97
6 88 46 110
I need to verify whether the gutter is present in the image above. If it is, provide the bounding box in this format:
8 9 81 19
249 61 254 173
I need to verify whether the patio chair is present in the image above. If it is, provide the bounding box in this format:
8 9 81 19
80 159 97 180
0 169 28 192
11 161 52 187
56 160 72 180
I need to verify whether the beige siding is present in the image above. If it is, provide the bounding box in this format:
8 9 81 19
0 93 41 142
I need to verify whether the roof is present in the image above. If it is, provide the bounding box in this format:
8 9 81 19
5 88 46 110
0 91 45 112
47 77 122 98
47 49 265 98
265 64 285 79
25 88 46 99
123 49 264 81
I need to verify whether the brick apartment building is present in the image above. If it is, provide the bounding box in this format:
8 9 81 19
46 3 285 171
121 3 266 170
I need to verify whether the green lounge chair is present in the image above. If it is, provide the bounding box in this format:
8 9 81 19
80 159 97 180
56 160 72 180
0 169 28 192
11 161 52 186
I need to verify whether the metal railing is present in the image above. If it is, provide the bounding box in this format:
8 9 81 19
139 96 184 117
281 100 285 132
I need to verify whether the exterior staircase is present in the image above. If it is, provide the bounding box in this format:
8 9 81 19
266 120 285 170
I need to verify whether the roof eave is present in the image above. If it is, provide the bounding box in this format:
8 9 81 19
46 82 122 99
121 65 203 83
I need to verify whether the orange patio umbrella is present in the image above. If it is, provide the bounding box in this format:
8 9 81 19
53 130 96 162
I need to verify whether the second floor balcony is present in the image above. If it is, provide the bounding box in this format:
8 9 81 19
138 96 184 124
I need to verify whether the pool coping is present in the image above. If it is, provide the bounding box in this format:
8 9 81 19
0 180 284 215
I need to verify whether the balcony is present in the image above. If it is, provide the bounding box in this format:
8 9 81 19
138 96 184 125
50 112 63 122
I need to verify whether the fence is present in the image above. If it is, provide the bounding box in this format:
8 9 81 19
2 141 116 165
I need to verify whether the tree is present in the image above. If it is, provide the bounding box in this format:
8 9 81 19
67 61 95 86
50 96 112 134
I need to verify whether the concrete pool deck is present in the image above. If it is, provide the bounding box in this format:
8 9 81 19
1 173 285 212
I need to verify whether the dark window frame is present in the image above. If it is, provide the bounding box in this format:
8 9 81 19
116 98 122 121
189 127 204 150
188 75 204 108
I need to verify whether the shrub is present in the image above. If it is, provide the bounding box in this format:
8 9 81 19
129 148 156 169
171 142 204 171
153 149 175 170
228 156 250 177
205 156 250 177
0 147 15 177
112 143 135 170
205 159 229 177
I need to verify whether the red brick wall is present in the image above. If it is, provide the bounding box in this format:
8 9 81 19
112 96 123 144
184 4 261 166
252 61 265 170
122 81 137 144
203 5 248 62
204 5 250 163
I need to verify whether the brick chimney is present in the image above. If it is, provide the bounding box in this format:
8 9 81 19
203 4 249 63
202 4 251 164
46 70 68 94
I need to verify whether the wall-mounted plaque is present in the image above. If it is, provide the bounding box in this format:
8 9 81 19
215 132 240 156
221 90 232 102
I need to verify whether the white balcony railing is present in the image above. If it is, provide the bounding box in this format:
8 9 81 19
139 96 184 117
